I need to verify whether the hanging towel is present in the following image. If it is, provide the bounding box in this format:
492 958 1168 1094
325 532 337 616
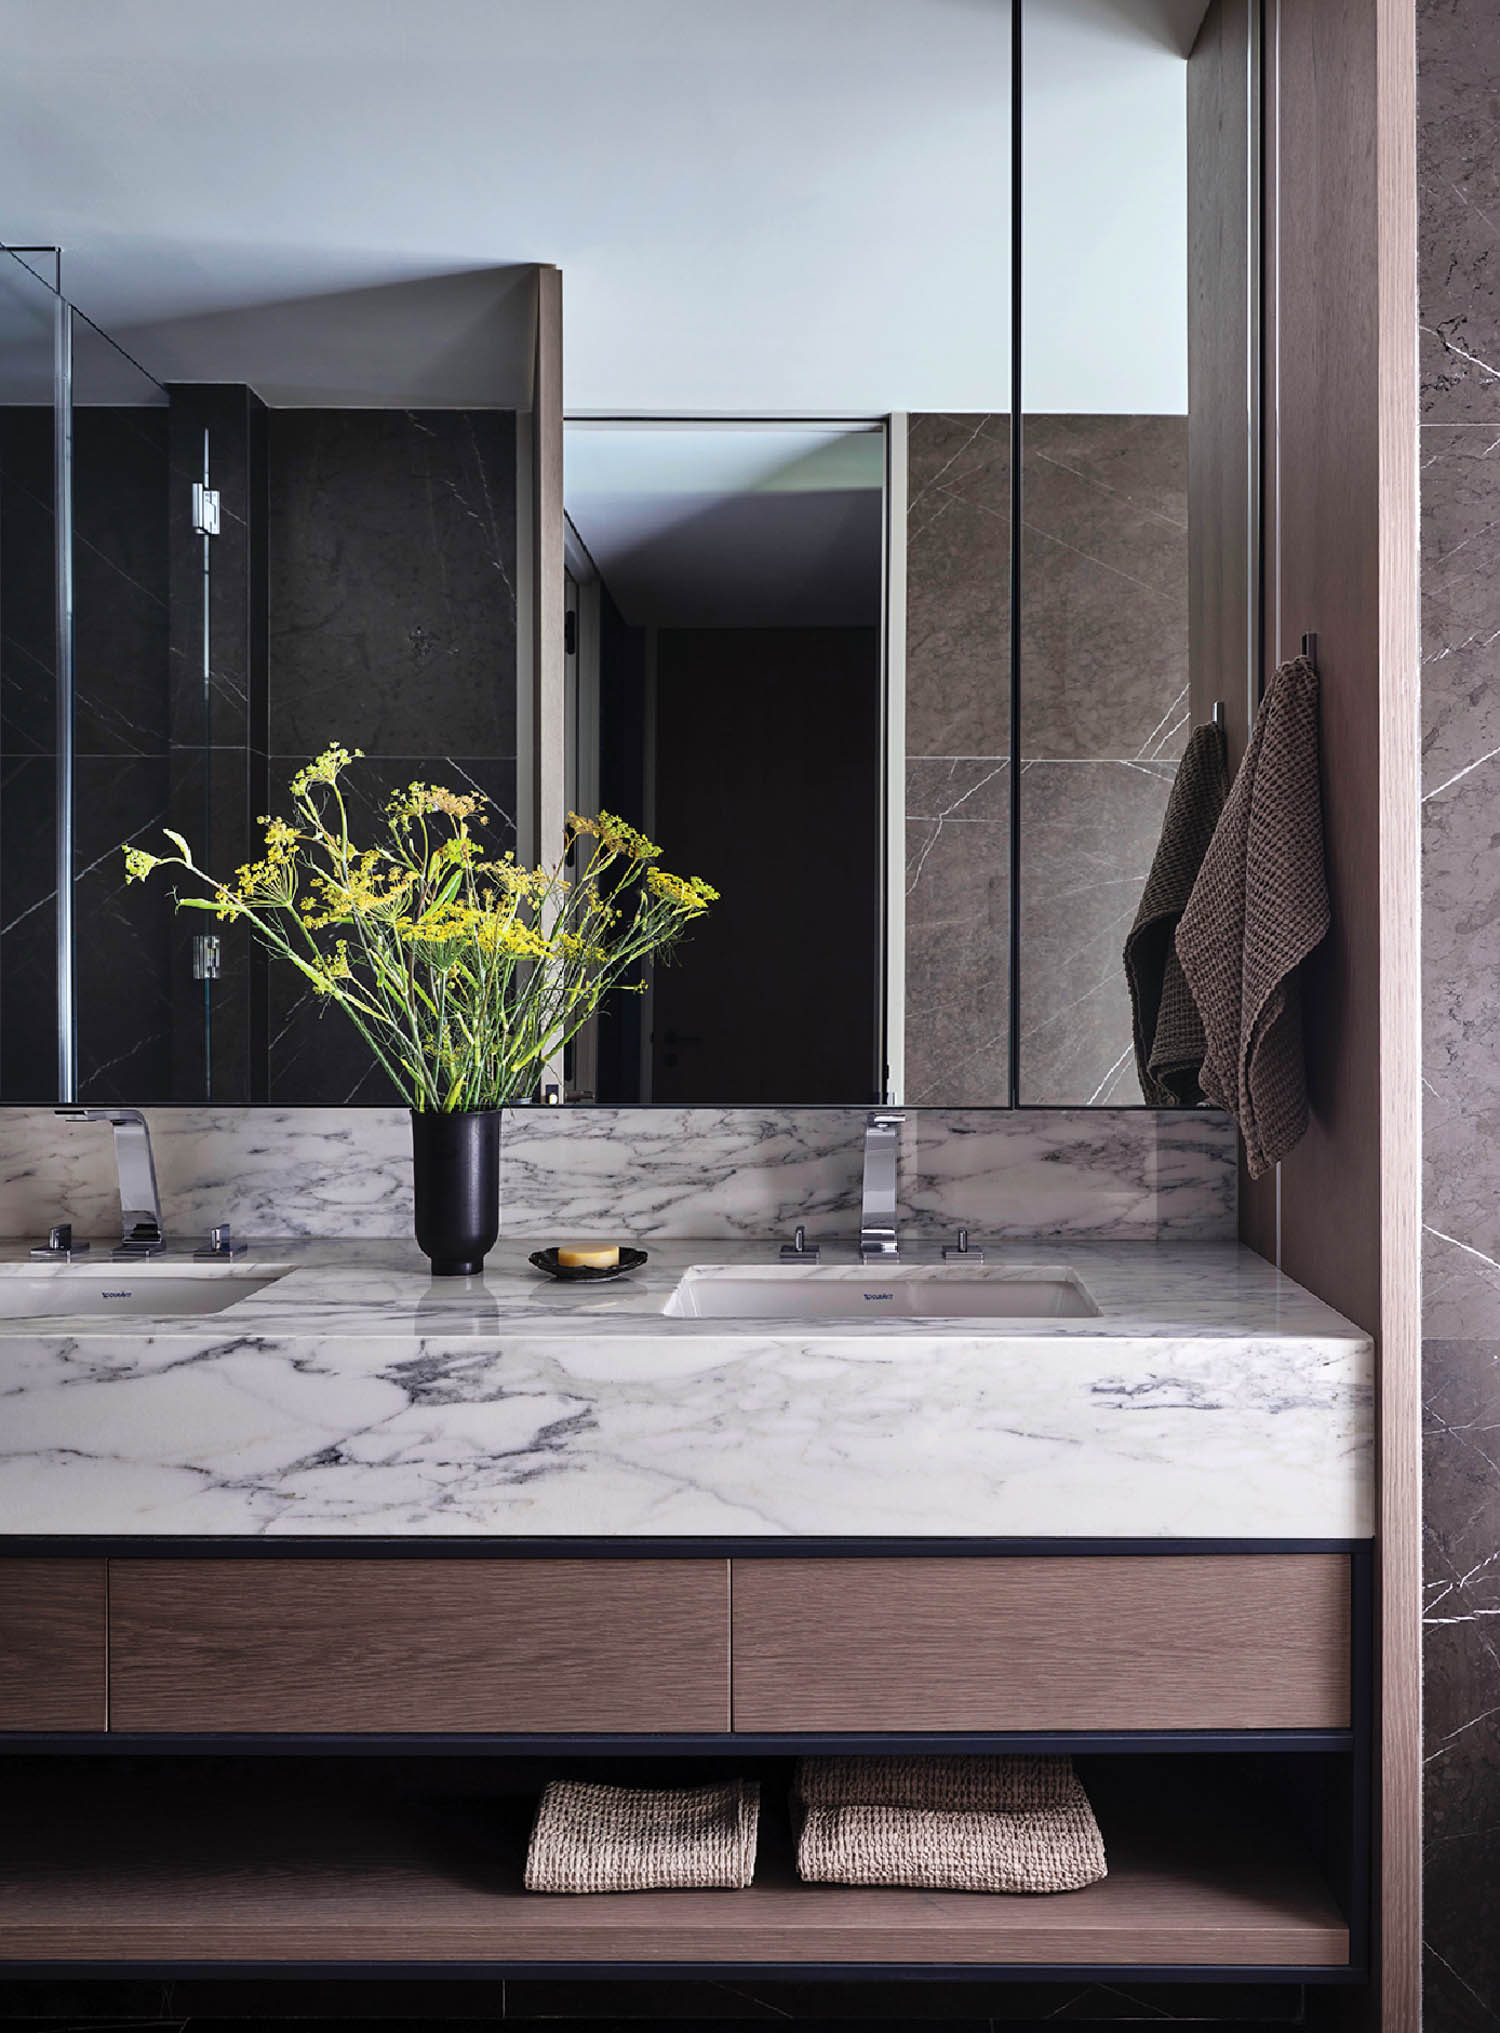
792 1756 1106 1895
523 1778 760 1894
1123 720 1229 1106
1174 655 1330 1178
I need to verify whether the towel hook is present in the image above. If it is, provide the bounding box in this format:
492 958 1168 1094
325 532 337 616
1211 700 1226 729
1301 631 1318 671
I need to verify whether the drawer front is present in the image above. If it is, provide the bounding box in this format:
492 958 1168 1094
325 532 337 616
731 1555 1351 1731
110 1559 729 1733
0 1560 107 1731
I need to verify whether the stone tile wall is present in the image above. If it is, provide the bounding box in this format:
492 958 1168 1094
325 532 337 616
1418 0 1500 2021
904 413 1188 1107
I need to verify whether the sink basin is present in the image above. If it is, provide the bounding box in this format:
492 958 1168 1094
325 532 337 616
663 1264 1098 1322
0 1266 289 1320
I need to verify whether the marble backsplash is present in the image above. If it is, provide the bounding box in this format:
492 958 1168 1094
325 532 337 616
0 1104 1235 1245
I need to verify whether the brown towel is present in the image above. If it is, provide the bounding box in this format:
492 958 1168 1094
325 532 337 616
1123 721 1229 1106
524 1778 759 1893
792 1756 1106 1895
1175 656 1330 1178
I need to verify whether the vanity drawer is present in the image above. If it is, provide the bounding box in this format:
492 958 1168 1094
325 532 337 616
0 1560 107 1731
731 1555 1351 1731
109 1559 730 1733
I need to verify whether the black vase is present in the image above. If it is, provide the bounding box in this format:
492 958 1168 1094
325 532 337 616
409 1109 501 1277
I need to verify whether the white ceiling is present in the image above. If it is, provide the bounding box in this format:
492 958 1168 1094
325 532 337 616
0 0 1203 413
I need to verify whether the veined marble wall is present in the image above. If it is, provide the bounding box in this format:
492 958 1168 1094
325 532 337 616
1418 0 1500 2022
905 413 1187 1107
0 1103 1236 1244
265 407 518 1103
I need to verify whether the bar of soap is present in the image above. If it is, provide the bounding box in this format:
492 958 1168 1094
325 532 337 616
557 1244 620 1269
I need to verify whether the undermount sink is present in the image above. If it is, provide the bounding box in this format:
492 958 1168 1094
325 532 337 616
0 1265 289 1320
663 1263 1099 1323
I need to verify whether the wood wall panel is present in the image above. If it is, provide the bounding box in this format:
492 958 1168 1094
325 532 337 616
732 1556 1351 1732
1263 0 1421 2021
1187 0 1256 760
108 1559 730 1734
0 1560 106 1732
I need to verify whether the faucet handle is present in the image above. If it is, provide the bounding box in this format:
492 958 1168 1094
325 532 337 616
942 1226 985 1263
30 1222 89 1260
779 1224 821 1262
195 1222 247 1261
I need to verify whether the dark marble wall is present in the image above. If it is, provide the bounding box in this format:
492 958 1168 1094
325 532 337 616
0 402 176 1103
161 383 271 1104
904 413 1188 1106
1419 1 1500 2024
0 408 59 1098
71 404 174 1103
265 409 518 1103
0 394 519 1106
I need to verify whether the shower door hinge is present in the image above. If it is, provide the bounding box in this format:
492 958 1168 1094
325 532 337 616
192 934 222 981
191 483 221 537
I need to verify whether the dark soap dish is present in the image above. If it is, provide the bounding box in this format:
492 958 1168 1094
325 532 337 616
529 1246 649 1284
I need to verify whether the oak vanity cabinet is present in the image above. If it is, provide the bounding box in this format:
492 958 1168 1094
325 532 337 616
107 1558 732 1733
731 1555 1353 1731
0 1548 1367 1982
0 1559 106 1731
100 1552 1353 1737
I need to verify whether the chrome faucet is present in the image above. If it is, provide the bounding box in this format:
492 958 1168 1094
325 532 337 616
55 1107 165 1257
859 1111 905 1261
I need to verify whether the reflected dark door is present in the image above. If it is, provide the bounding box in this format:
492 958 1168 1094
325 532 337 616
650 625 881 1105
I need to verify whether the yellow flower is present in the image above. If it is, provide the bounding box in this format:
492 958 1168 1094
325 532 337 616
597 811 660 860
481 854 552 899
123 848 162 883
260 816 300 853
648 868 719 913
289 744 363 799
390 782 486 823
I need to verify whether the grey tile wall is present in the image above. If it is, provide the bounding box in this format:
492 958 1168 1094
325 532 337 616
1418 0 1500 2022
904 413 1189 1107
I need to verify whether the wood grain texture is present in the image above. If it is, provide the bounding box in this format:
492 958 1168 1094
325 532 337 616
1265 0 1421 2021
108 1559 729 1734
1187 0 1257 759
0 1560 105 1732
1373 0 1422 2023
731 1557 1350 1733
0 1762 1350 1968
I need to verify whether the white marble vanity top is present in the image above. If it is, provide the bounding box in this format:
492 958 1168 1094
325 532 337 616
0 1238 1372 1540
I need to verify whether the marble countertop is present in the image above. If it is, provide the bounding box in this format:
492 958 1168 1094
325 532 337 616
0 1238 1373 1540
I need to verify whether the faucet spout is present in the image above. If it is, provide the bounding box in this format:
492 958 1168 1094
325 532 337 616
859 1111 905 1261
55 1107 165 1255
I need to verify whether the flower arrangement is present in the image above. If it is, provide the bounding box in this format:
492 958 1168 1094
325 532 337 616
124 744 718 1112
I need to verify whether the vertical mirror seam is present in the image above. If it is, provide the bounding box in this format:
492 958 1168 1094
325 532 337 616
53 284 74 1102
1007 0 1024 1111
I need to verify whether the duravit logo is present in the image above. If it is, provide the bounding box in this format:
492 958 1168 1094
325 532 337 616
863 1291 895 1302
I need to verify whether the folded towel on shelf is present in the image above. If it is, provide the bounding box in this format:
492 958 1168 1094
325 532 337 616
795 1753 1081 1813
791 1756 1106 1895
1175 655 1330 1178
524 1778 760 1894
1123 720 1230 1106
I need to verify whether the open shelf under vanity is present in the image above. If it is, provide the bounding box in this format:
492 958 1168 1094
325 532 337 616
0 1752 1359 1978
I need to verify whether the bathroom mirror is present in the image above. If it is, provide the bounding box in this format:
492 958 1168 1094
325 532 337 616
0 0 1257 1110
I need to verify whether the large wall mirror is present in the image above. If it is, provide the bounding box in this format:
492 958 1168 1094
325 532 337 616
0 0 1257 1110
